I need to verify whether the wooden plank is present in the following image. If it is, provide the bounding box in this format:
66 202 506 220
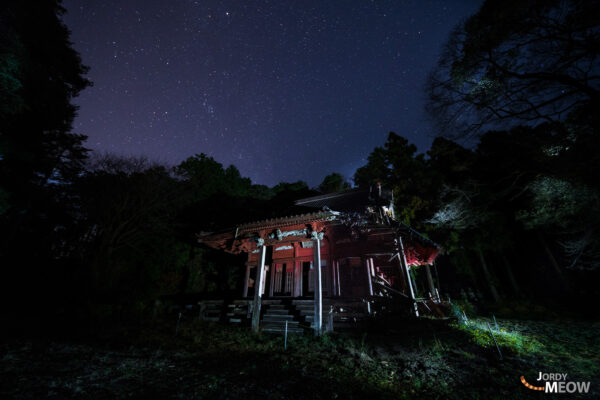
313 238 323 336
425 264 436 296
366 258 374 296
398 236 419 317
336 261 341 296
251 244 266 333
242 263 251 298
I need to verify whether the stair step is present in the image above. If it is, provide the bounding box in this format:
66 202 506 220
263 318 294 324
261 300 284 305
292 300 314 305
202 317 219 322
262 327 304 334
263 314 294 321
260 321 300 328
266 309 290 315
266 305 287 310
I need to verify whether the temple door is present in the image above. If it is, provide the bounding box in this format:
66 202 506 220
273 263 293 296
301 261 329 297
302 261 313 296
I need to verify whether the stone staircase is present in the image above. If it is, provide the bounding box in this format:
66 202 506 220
260 300 304 334
196 298 377 333
293 299 317 328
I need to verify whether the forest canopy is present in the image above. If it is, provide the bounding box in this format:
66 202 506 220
426 0 600 139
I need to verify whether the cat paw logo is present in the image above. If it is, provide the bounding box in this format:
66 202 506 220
521 372 591 394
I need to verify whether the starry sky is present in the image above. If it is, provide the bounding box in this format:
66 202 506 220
62 0 482 187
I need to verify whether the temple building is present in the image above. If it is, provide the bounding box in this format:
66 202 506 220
198 187 444 335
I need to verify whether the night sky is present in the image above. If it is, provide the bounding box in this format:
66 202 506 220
62 0 481 187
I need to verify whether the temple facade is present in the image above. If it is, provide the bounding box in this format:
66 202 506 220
198 188 443 335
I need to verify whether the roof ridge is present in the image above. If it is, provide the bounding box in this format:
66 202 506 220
237 210 335 229
294 188 365 205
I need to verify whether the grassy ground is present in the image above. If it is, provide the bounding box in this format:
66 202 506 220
0 314 598 399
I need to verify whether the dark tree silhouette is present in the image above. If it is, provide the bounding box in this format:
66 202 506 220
0 0 90 197
354 132 433 225
426 0 600 139
0 0 90 261
318 173 351 193
0 0 90 332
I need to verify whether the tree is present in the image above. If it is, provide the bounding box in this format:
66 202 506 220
318 173 351 193
176 153 253 201
354 132 433 225
0 0 90 195
517 176 600 270
74 155 181 302
0 1 90 320
426 0 600 139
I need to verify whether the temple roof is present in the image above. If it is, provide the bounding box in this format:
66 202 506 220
294 188 392 212
197 187 440 263
235 210 338 233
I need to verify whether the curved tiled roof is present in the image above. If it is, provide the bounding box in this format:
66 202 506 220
236 210 338 233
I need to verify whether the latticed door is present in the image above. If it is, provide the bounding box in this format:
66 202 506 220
273 263 293 296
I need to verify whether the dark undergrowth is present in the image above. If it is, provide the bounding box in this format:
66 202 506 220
0 313 598 399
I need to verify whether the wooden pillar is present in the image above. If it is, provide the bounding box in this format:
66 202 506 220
313 238 323 336
332 259 337 297
293 243 302 297
365 258 374 296
251 245 267 333
242 264 251 298
336 261 341 296
425 264 436 298
398 236 419 317
294 261 302 297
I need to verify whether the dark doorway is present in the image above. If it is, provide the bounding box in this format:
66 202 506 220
338 258 366 297
302 261 313 297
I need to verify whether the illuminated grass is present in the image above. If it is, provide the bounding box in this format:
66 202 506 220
451 319 544 355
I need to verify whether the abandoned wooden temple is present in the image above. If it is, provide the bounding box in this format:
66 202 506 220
198 187 445 335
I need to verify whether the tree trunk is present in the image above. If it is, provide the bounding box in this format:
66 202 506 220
501 253 522 298
536 231 565 281
476 248 501 303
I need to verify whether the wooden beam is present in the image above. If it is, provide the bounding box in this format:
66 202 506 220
332 259 337 297
425 264 436 297
313 239 323 336
251 245 267 333
336 261 341 296
398 236 419 317
365 258 374 296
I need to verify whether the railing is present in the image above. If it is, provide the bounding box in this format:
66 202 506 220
371 275 409 298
